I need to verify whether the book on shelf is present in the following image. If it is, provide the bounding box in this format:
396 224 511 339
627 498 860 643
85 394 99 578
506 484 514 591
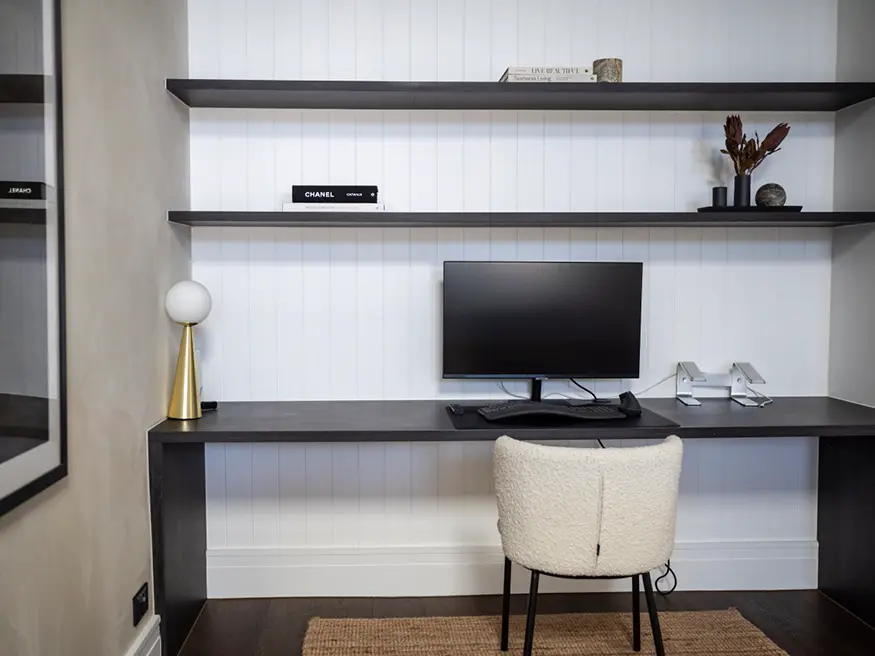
0 181 46 200
499 66 592 82
501 74 597 83
282 202 385 212
291 185 378 204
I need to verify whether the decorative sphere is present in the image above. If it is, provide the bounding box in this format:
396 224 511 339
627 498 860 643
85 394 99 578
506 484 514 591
165 281 212 325
755 183 787 207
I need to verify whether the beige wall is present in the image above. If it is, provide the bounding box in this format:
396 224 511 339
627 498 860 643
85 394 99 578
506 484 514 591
0 1 190 655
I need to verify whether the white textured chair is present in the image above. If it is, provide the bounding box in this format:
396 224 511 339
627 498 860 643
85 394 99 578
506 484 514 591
494 435 684 656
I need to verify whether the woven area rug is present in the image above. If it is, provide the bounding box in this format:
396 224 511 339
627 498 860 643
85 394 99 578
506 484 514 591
303 609 788 655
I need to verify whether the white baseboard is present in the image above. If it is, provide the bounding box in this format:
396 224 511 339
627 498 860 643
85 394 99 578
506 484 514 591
206 540 817 598
124 615 161 656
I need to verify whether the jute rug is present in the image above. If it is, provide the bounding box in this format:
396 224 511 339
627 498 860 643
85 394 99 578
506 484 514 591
303 609 788 655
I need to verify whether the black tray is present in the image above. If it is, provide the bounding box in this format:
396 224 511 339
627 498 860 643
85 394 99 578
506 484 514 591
698 206 803 212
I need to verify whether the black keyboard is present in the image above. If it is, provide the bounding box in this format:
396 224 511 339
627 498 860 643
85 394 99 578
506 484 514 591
477 401 625 422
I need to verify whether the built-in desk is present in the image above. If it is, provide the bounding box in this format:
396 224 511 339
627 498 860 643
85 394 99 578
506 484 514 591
149 396 875 655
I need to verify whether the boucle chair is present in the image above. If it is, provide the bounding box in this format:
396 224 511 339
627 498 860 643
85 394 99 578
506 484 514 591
494 435 683 656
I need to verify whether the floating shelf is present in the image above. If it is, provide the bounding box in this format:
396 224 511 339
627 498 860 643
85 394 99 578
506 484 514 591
166 80 875 112
169 211 875 229
0 207 46 225
0 394 49 441
0 74 45 104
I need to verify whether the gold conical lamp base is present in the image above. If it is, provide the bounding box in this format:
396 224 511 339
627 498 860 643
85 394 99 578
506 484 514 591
168 323 202 420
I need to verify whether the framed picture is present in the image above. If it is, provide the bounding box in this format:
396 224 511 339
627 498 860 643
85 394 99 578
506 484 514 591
0 0 67 516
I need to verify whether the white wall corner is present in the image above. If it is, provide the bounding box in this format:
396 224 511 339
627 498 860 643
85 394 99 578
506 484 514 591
123 615 161 656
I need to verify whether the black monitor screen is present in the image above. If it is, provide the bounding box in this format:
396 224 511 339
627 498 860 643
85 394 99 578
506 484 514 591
442 261 643 379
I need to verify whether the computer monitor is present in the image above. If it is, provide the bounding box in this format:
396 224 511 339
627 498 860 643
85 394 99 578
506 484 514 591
442 261 643 399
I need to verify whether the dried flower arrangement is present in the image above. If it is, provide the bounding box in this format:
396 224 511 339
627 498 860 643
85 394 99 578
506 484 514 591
721 115 791 176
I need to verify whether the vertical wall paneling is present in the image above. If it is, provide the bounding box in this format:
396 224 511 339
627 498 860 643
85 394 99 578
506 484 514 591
0 0 46 202
188 0 838 596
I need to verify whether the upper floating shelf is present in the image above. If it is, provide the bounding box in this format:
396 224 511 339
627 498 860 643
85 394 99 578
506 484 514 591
166 80 875 112
169 211 875 229
0 74 45 104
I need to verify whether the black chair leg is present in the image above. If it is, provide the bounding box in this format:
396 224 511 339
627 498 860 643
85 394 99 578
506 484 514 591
501 557 512 651
642 572 665 656
523 570 540 656
632 574 641 651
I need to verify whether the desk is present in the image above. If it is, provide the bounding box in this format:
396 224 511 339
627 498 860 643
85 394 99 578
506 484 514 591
149 396 875 656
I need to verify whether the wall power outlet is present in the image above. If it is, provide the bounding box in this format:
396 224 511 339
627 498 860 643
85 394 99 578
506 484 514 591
132 582 149 627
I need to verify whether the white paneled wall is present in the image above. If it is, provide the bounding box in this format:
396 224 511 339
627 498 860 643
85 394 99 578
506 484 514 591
190 110 836 214
0 0 46 182
0 107 45 182
0 0 43 75
189 0 838 83
194 227 832 402
188 0 837 596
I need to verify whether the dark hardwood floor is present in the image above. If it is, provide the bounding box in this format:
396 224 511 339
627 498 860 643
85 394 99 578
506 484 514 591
178 590 874 656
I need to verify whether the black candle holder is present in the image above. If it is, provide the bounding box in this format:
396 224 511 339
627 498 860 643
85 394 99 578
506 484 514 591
712 186 728 207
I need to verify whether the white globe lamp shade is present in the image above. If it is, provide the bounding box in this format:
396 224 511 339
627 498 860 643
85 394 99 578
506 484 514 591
165 281 212 325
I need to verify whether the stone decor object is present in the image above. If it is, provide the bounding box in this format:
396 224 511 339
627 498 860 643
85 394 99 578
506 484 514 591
593 58 623 82
756 183 788 207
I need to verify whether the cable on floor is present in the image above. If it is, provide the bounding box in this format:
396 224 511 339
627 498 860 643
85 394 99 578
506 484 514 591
655 559 677 595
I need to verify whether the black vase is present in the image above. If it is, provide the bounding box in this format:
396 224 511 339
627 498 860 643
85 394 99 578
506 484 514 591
734 174 751 207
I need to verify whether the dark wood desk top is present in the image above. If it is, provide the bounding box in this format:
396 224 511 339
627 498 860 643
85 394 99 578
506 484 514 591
149 396 875 443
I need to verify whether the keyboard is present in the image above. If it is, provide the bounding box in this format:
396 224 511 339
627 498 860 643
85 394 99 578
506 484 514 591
477 401 625 422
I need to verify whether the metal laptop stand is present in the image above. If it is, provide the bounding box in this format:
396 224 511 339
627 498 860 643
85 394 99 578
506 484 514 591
676 361 767 407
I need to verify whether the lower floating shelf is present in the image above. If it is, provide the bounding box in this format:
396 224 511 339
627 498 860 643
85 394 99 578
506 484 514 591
168 210 875 229
0 207 46 225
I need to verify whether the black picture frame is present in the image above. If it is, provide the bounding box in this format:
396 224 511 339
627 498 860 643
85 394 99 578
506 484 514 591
0 0 67 517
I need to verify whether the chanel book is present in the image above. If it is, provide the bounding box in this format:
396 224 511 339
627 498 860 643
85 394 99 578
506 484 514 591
292 185 379 203
0 181 46 200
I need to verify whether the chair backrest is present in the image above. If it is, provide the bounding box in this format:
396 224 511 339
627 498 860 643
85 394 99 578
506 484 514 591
494 435 683 577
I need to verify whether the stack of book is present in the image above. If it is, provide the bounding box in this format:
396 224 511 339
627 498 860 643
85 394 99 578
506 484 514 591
499 67 596 83
282 185 383 212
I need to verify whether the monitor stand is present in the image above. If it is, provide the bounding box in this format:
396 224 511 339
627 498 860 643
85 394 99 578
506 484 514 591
530 379 543 402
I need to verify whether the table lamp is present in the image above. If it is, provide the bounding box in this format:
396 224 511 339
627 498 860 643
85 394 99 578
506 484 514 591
165 281 212 420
